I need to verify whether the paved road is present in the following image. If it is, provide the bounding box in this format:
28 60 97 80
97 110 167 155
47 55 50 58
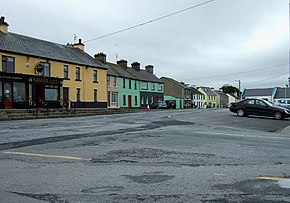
0 109 290 202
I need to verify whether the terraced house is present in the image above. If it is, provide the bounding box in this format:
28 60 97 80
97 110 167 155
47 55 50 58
198 86 217 108
95 54 164 109
0 17 107 109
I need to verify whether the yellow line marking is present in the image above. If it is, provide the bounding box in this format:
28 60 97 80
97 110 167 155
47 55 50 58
3 151 91 161
257 176 290 181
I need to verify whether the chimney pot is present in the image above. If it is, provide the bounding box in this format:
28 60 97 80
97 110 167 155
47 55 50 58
117 60 128 68
94 52 106 63
145 65 154 74
0 16 9 33
131 62 140 71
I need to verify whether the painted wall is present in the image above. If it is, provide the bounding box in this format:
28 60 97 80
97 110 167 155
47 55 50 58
118 78 140 108
1 52 107 104
164 95 183 109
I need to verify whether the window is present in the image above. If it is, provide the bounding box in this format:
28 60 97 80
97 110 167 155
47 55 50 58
123 95 126 105
146 96 149 104
151 83 155 90
107 76 110 87
129 80 132 89
93 70 98 82
45 85 58 101
2 56 15 73
123 79 126 88
13 82 26 102
157 84 163 91
112 92 118 103
64 65 69 79
113 77 117 86
94 89 98 102
76 88 81 101
134 81 137 90
41 62 51 77
76 67 81 80
135 96 138 105
0 82 2 102
151 96 154 104
141 82 148 90
245 99 255 105
141 96 144 105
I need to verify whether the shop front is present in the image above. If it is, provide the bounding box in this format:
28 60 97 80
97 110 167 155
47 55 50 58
0 72 63 109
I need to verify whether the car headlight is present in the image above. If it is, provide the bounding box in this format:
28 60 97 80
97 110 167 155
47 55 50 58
284 110 290 114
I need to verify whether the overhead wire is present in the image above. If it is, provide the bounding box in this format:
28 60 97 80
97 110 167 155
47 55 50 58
84 0 214 43
182 63 289 81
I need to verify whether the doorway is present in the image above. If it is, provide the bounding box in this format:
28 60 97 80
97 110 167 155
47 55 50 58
128 95 132 108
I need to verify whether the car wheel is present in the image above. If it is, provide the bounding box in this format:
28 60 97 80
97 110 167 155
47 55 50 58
237 109 245 117
273 111 283 120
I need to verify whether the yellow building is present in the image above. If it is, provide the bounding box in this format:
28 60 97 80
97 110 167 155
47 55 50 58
0 16 107 109
198 87 217 108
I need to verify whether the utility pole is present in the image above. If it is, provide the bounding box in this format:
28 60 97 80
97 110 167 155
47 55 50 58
235 80 241 100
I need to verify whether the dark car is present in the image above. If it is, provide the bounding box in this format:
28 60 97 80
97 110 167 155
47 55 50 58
165 100 176 109
150 101 167 109
228 98 290 120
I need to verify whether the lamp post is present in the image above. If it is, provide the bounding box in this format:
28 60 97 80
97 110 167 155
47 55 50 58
286 84 289 100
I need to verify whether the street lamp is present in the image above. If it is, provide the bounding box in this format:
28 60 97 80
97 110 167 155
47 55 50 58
286 84 289 100
235 80 241 100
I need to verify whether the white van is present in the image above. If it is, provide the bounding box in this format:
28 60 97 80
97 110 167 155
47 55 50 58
273 99 290 110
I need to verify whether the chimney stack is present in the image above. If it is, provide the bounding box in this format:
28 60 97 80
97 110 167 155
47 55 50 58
0 16 9 33
73 38 85 51
131 62 140 71
94 53 106 63
145 65 154 74
117 59 128 68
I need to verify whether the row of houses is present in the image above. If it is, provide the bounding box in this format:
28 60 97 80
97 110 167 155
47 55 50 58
242 87 290 102
0 16 236 110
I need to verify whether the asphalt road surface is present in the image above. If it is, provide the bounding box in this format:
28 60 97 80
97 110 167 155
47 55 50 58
0 109 290 203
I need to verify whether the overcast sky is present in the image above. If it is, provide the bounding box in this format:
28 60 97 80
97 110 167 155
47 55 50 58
2 0 289 90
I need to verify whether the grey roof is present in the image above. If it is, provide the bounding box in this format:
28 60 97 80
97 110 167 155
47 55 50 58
106 62 135 78
160 77 188 88
199 87 217 96
243 88 273 97
126 68 162 83
274 87 290 99
190 87 203 95
0 32 106 69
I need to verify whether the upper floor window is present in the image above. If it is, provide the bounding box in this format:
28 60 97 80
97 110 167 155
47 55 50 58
113 77 117 86
2 56 15 73
134 81 137 90
141 82 148 90
93 70 98 82
41 62 51 77
157 84 163 91
107 76 110 87
129 80 132 89
151 83 155 90
64 65 69 79
123 79 126 88
76 67 80 80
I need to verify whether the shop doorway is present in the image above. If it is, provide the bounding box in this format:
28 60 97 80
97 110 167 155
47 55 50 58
32 84 45 108
4 82 12 109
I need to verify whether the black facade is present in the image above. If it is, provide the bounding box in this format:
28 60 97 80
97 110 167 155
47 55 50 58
0 72 63 109
140 92 164 108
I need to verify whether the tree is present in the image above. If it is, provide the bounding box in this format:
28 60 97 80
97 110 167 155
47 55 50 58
220 84 240 97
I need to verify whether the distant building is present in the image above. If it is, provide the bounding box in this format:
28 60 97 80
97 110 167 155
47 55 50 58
198 87 217 108
214 90 228 108
191 87 204 108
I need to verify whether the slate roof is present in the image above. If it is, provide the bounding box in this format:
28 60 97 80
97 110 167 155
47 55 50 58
160 77 188 88
243 88 273 97
0 32 107 69
106 62 163 83
199 87 216 96
274 87 290 99
190 87 203 95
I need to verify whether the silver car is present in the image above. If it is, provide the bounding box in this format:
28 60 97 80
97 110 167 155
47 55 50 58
274 99 290 110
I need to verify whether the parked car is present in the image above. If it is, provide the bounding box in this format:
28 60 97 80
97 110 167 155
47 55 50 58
228 98 290 120
165 100 176 109
150 101 167 109
274 99 290 110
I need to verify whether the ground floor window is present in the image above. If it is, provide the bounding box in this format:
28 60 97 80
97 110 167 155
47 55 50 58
135 96 138 105
94 89 98 102
112 92 118 103
77 88 81 101
45 85 58 101
123 95 126 105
